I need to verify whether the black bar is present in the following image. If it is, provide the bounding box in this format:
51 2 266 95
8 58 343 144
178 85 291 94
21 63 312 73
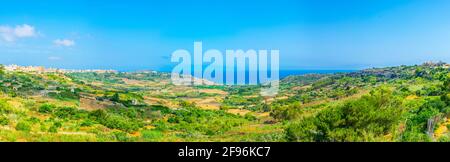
0 142 446 161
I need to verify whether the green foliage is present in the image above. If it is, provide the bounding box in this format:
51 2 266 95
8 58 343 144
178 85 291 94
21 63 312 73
89 109 144 132
111 93 120 102
401 97 449 141
104 92 145 106
166 108 248 136
47 89 79 100
80 119 96 127
15 121 32 132
178 100 197 108
262 103 271 112
48 122 62 133
66 72 125 84
38 103 56 114
112 131 134 142
141 130 164 140
0 99 12 114
54 107 88 119
244 113 257 121
271 102 303 121
444 74 450 91
400 131 432 142
26 117 40 124
312 77 335 89
0 116 9 126
0 63 447 142
286 87 403 142
0 71 46 96
0 65 5 80
107 106 170 120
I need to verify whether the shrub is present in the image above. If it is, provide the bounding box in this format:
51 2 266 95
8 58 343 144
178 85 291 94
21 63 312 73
80 119 95 127
15 121 31 132
90 110 143 132
0 99 13 114
286 119 318 142
48 122 62 133
54 107 78 119
244 113 257 121
89 109 108 119
141 130 163 140
39 103 56 113
285 87 403 142
405 97 447 135
166 108 247 136
0 116 9 126
220 105 232 110
152 120 169 131
47 89 79 100
112 131 133 142
150 105 171 114
27 117 40 124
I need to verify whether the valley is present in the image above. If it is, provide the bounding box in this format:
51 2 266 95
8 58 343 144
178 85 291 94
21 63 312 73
0 62 449 142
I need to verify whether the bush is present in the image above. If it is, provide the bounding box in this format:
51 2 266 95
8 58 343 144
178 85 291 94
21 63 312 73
404 97 447 137
90 110 143 132
39 104 56 113
286 87 403 142
0 99 12 114
166 108 247 136
103 115 142 132
27 117 40 124
47 89 80 100
80 119 95 127
286 119 318 142
0 116 9 126
112 131 133 142
89 109 108 119
15 121 31 132
244 113 257 121
48 122 62 133
270 102 303 121
54 107 80 119
141 130 163 140
152 120 169 131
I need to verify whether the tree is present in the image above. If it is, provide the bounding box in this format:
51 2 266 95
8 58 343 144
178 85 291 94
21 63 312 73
262 103 271 112
414 67 425 78
111 93 120 102
442 73 450 104
285 87 403 142
443 74 450 92
15 121 31 132
0 65 5 79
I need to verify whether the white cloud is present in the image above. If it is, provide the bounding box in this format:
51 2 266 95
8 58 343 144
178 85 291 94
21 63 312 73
0 24 37 42
14 24 36 37
53 39 75 47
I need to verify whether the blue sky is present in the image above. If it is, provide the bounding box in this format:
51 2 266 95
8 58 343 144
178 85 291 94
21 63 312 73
1 0 450 71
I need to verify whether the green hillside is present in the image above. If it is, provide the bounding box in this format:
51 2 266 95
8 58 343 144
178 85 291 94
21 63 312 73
0 63 449 142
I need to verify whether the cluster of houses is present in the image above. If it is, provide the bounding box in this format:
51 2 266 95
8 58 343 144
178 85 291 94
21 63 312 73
3 64 118 74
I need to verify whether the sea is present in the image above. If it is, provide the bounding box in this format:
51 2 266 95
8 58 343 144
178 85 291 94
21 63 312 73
278 70 356 79
147 69 357 84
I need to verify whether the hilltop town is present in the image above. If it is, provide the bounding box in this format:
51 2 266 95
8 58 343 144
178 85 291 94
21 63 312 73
3 64 118 74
